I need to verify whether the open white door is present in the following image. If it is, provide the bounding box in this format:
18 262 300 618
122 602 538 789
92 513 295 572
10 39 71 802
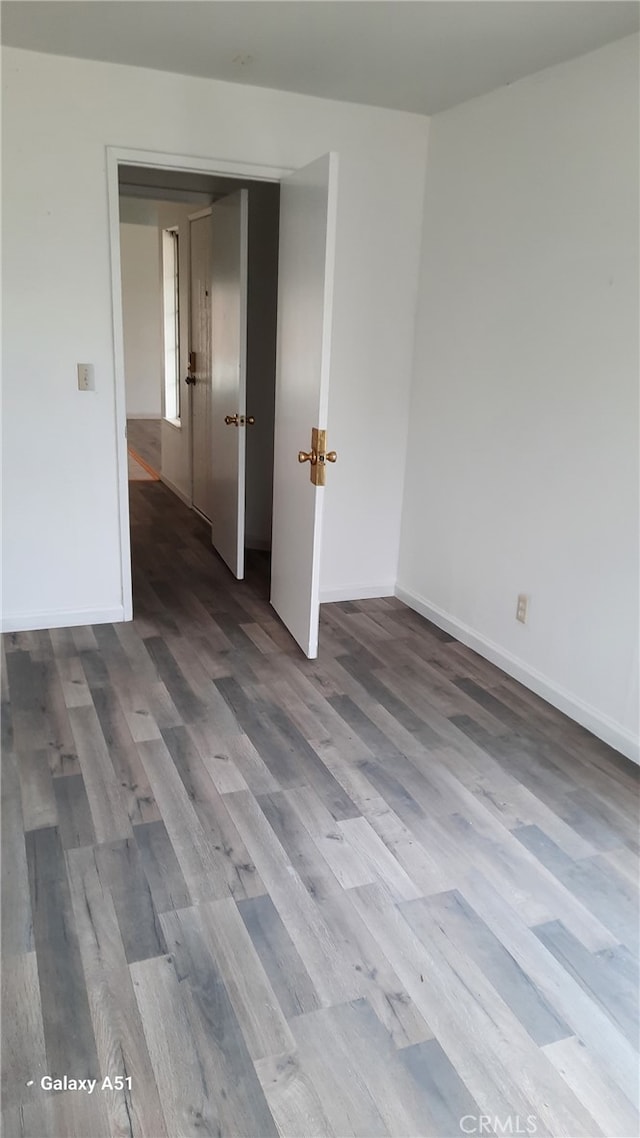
190 209 213 520
210 190 249 578
271 153 339 658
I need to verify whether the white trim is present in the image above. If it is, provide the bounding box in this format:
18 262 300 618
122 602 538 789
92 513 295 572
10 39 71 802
107 148 134 621
395 584 640 766
160 474 192 507
111 146 290 183
237 188 250 577
2 607 126 633
320 584 395 604
107 145 294 627
188 206 213 222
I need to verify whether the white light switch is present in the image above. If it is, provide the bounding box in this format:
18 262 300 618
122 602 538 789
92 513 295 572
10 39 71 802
77 363 95 391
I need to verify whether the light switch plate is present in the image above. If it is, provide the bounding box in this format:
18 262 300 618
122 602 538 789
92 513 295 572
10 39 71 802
77 363 95 391
516 593 529 624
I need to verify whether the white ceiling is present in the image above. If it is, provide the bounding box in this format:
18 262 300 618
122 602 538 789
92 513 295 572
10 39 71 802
2 1 638 115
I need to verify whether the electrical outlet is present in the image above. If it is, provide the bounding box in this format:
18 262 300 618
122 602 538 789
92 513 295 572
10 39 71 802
516 594 529 624
77 363 95 391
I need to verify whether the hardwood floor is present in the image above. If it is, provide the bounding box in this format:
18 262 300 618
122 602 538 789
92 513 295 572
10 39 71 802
2 481 638 1137
127 419 161 472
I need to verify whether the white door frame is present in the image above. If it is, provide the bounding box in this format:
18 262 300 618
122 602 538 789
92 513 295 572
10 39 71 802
107 146 291 620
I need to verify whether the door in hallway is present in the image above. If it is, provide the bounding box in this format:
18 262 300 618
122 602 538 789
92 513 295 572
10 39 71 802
189 209 213 520
210 189 249 579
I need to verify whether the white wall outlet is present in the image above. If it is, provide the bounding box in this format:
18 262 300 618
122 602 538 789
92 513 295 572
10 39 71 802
516 593 529 624
77 363 95 391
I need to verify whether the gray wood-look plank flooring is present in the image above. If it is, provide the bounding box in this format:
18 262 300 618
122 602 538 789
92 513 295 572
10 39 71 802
127 419 161 472
2 481 638 1137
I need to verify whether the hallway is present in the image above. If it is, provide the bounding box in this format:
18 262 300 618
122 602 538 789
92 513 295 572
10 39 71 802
2 482 638 1137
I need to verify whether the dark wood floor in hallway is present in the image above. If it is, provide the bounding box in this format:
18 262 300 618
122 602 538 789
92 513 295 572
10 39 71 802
2 481 638 1138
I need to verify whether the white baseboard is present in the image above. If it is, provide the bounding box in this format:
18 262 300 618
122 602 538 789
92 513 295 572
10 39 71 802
1 606 126 633
395 584 639 766
320 584 395 604
126 412 162 420
160 474 192 508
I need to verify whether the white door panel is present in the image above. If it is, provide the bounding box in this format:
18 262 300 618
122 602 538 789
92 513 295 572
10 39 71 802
210 190 249 579
270 153 339 658
190 211 213 520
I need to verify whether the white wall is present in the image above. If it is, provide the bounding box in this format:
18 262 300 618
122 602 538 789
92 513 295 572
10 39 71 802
119 220 162 418
397 35 640 761
1 46 428 629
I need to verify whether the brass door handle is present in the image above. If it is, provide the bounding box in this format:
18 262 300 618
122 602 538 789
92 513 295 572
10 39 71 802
225 414 255 426
299 429 337 485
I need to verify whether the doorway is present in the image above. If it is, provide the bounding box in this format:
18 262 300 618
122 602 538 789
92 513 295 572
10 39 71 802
118 171 216 494
109 147 338 658
118 166 280 580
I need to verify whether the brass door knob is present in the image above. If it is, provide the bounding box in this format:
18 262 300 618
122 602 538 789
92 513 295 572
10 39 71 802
299 430 336 484
225 414 255 426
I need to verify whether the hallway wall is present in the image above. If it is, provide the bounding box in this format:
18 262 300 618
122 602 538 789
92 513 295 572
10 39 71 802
119 221 162 418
